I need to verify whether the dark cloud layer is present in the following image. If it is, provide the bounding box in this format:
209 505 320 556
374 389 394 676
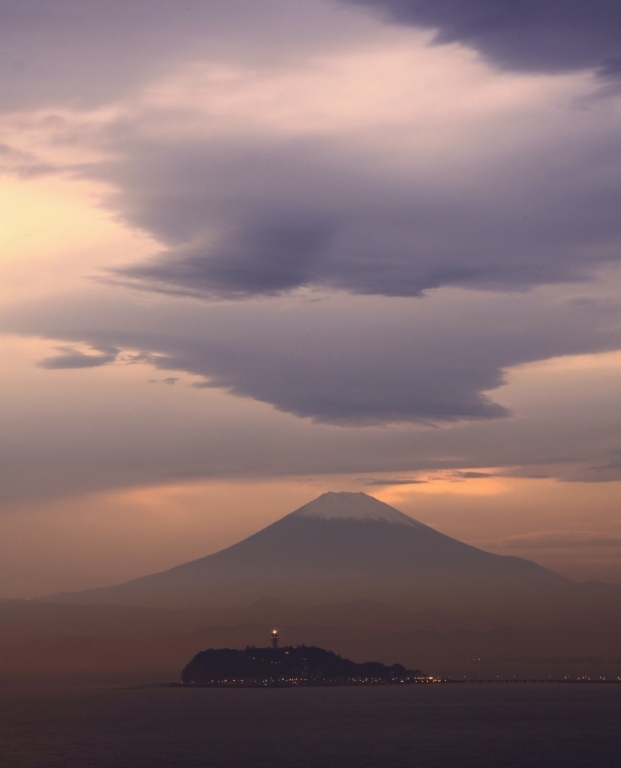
348 0 621 75
120 221 337 299
5 282 621 427
106 126 621 299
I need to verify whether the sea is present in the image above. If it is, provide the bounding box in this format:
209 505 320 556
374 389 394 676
1 683 620 768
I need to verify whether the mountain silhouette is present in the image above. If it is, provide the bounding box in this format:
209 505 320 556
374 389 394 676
45 491 617 629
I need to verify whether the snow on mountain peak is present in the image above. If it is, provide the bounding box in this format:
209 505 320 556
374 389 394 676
289 492 422 526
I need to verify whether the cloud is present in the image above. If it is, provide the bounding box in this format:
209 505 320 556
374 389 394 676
148 377 179 386
6 9 621 305
103 109 621 300
480 531 621 550
0 0 377 111
1 299 621 503
118 221 337 299
347 0 621 76
6 276 621 427
363 478 427 486
37 345 118 369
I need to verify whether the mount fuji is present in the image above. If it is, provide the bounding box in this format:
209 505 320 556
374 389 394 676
44 491 618 630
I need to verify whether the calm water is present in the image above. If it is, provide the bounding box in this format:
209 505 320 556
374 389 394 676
1 684 620 768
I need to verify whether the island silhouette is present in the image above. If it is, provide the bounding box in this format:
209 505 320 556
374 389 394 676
181 640 425 687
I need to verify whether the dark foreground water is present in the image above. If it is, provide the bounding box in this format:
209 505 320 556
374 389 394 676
1 684 621 768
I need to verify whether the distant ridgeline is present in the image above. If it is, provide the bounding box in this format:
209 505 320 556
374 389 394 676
181 645 425 687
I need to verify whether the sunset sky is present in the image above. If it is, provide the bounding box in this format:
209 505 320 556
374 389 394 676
1 0 621 596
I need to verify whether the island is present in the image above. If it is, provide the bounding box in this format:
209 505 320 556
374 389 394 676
181 644 426 687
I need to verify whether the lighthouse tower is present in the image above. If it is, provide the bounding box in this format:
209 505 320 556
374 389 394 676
271 629 279 649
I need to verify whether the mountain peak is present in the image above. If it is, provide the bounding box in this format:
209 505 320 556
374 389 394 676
288 492 422 526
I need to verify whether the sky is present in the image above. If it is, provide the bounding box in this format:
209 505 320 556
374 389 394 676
1 0 621 597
